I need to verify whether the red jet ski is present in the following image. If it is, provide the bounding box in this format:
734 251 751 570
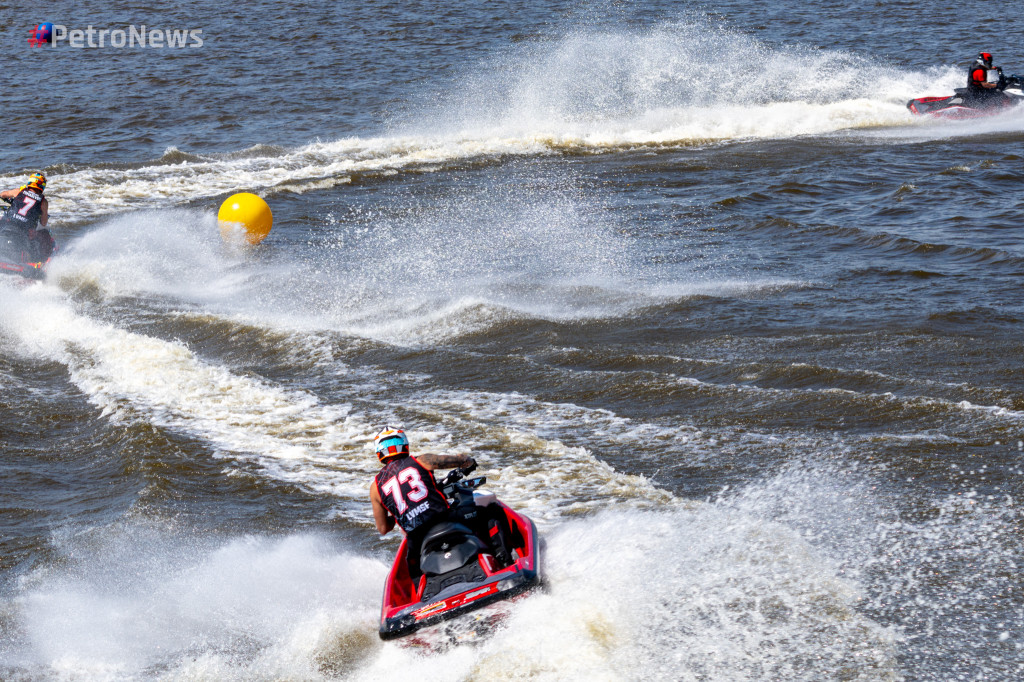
908 75 1023 119
378 465 542 643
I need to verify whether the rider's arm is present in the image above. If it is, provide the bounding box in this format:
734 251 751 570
0 189 16 200
416 453 475 471
40 197 48 227
370 481 396 535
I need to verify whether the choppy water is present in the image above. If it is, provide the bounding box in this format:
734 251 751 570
2 1 1023 680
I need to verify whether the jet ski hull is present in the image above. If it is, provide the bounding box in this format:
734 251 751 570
907 87 1022 119
378 500 542 641
0 226 55 280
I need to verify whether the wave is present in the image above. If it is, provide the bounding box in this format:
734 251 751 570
725 459 1024 680
0 279 672 525
2 22 959 225
5 457 1014 680
508 347 1024 434
0 502 898 681
38 183 796 344
0 529 386 680
746 217 1024 269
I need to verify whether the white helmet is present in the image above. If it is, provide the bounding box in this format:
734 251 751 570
374 426 409 463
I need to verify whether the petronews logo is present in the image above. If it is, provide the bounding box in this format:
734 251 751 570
28 23 203 48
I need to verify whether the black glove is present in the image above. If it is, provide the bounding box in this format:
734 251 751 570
463 458 477 474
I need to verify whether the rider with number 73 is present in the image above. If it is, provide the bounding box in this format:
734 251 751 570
369 427 476 579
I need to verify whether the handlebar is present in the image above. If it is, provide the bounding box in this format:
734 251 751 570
438 464 485 500
438 462 478 486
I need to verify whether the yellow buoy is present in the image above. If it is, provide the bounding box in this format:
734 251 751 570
218 192 272 245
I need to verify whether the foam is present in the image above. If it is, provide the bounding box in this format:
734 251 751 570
2 500 902 680
42 199 801 347
0 493 901 679
0 283 377 509
722 460 1024 679
0 282 677 525
2 24 969 226
7 463 1016 680
4 529 385 681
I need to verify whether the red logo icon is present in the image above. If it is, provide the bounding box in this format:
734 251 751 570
28 23 53 47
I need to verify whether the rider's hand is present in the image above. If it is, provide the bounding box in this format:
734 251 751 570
463 457 477 474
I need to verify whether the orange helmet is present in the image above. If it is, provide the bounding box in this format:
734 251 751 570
27 172 46 192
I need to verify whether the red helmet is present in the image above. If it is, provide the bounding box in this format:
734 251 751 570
976 52 993 68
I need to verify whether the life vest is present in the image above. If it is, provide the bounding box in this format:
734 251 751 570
374 456 449 533
968 65 1003 91
3 188 45 229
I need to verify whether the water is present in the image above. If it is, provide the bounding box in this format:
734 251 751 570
2 1 1023 679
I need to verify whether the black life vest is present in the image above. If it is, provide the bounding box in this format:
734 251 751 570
374 456 449 533
3 188 45 230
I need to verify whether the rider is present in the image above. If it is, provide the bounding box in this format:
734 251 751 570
369 426 475 577
0 173 53 262
966 52 1008 106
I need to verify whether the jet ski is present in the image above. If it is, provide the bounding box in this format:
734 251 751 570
908 75 1024 119
378 465 542 643
0 198 55 280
